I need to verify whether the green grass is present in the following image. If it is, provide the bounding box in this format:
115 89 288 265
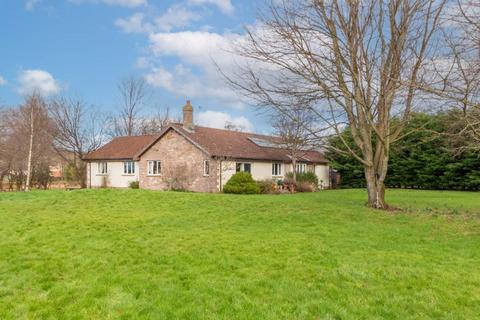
0 189 479 319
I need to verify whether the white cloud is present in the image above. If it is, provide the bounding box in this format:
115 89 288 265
116 6 200 34
0 76 6 86
17 69 60 96
68 0 147 7
144 30 251 108
145 64 244 108
197 110 253 131
188 0 234 14
155 6 201 32
115 13 149 33
25 0 41 10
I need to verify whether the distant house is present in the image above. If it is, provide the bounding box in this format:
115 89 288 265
83 101 331 192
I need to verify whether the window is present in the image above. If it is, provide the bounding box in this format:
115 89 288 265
203 160 210 176
147 160 161 175
123 161 135 175
236 162 251 173
98 162 107 174
296 163 306 173
272 163 282 176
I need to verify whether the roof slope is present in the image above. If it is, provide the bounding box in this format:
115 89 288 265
84 125 327 164
167 124 327 163
83 135 157 160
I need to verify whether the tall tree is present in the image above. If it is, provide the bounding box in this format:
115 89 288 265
225 0 447 209
3 94 54 191
24 94 51 191
49 96 105 188
111 75 150 137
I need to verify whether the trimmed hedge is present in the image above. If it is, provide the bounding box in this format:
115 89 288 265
223 172 260 194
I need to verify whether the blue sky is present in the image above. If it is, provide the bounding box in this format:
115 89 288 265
0 0 271 132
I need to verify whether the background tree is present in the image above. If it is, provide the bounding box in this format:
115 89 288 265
271 107 315 183
50 96 105 188
226 0 447 209
2 94 54 191
433 1 480 150
110 75 150 137
328 112 480 190
137 106 174 135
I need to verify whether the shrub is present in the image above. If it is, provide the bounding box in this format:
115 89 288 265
285 171 319 187
223 172 260 194
295 181 315 192
256 179 277 194
129 181 139 189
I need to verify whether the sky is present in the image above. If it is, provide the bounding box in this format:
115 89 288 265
0 0 272 132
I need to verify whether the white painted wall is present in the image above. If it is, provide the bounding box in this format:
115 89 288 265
251 162 278 180
315 164 330 189
220 161 236 189
219 160 330 189
88 161 139 188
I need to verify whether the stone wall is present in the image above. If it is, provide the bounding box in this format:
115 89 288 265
138 129 219 192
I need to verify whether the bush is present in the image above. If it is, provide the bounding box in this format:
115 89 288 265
256 179 277 194
285 171 319 187
129 181 139 189
295 181 315 192
284 171 319 192
223 172 260 194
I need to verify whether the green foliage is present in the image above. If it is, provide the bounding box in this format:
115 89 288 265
129 181 139 189
0 189 479 318
327 112 480 190
223 172 261 194
285 171 319 191
32 162 52 190
256 179 277 194
63 164 77 181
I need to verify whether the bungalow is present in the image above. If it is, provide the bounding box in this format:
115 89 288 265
83 101 331 192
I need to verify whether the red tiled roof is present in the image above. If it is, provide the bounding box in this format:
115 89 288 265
84 125 327 164
83 135 157 160
169 124 327 163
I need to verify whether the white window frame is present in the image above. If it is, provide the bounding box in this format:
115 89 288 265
296 163 306 173
123 161 135 175
203 160 210 177
272 162 282 176
147 160 161 176
97 162 107 175
236 162 252 173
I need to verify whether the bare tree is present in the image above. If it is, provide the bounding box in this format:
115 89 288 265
2 94 54 191
111 75 150 137
24 94 52 191
49 96 105 187
225 0 447 209
434 1 480 150
138 106 173 135
271 107 315 183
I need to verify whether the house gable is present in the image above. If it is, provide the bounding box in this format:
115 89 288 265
138 129 218 192
134 126 210 161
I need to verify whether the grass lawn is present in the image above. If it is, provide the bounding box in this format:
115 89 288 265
0 189 479 319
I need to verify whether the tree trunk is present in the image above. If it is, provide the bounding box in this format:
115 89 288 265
292 158 297 183
77 162 87 188
25 104 35 192
364 166 387 209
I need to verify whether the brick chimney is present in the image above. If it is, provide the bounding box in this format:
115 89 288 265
182 100 194 131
